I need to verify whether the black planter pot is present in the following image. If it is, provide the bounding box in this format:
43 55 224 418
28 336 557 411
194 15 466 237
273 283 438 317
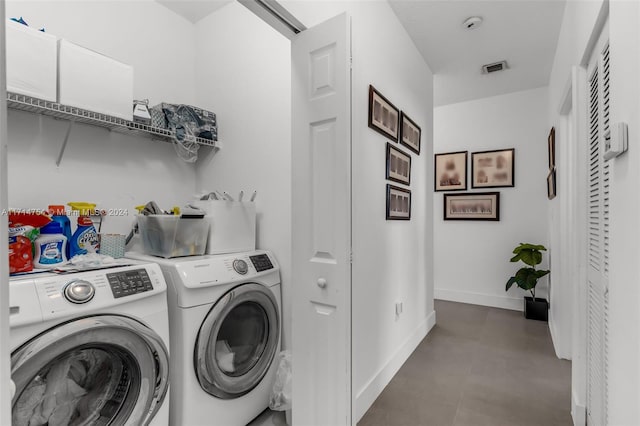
524 297 548 321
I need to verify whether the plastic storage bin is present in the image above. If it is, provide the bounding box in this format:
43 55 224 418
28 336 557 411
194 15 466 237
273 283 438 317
137 215 209 258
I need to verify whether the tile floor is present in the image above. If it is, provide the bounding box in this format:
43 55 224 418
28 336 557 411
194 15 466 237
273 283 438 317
358 300 572 426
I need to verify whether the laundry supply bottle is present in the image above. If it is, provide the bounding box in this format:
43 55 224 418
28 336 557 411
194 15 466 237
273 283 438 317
68 202 99 257
33 222 68 268
48 204 72 259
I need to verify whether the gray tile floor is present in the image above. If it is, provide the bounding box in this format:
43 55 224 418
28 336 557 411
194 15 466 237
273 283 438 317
358 300 572 426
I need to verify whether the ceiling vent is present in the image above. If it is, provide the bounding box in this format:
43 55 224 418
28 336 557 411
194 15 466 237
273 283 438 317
482 61 509 74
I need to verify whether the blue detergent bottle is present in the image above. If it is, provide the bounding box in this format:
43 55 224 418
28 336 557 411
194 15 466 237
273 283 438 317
48 205 72 259
68 202 99 257
33 222 68 268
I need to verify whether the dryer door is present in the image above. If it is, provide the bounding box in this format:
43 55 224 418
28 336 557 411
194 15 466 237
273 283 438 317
195 283 280 399
11 315 169 426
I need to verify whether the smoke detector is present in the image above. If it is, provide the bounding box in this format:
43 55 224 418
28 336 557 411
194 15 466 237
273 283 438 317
462 16 483 30
482 60 509 74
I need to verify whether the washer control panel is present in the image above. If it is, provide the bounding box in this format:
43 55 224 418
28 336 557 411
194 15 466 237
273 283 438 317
249 254 274 272
233 259 249 275
106 268 154 299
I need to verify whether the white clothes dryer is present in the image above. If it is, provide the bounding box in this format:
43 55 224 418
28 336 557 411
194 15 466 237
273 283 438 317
9 263 170 426
126 250 282 426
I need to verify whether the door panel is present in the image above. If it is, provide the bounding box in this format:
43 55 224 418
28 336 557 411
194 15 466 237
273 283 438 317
585 20 610 426
292 13 352 426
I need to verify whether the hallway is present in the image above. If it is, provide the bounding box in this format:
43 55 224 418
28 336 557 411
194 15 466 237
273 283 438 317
359 300 572 426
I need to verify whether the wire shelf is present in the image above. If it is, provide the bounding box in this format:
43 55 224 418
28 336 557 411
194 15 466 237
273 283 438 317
6 92 219 148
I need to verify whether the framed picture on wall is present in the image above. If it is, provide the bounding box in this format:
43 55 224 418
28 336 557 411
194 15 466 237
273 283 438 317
443 192 500 221
386 184 411 220
471 148 515 188
548 127 556 169
386 143 411 185
547 168 557 200
368 85 399 141
399 111 421 155
434 151 467 191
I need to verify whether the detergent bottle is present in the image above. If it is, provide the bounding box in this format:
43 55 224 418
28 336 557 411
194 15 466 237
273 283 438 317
68 202 99 257
33 222 68 268
48 204 72 259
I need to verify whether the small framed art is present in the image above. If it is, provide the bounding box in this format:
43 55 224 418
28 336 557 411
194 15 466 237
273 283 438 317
547 168 557 200
368 85 399 141
400 111 421 155
443 192 500 221
386 143 411 185
548 127 556 169
471 148 515 188
386 184 411 220
434 151 467 191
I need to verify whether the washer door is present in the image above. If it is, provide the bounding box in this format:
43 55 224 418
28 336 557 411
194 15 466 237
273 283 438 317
11 315 169 426
195 283 280 399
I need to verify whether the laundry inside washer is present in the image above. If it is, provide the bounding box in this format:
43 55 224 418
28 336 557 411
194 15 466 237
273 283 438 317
10 262 171 426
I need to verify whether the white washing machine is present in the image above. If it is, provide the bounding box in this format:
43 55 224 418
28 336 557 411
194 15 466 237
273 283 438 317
9 263 170 426
126 250 282 426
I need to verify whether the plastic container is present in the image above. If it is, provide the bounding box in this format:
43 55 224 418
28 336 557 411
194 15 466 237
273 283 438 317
34 222 68 268
137 215 209 258
48 204 72 259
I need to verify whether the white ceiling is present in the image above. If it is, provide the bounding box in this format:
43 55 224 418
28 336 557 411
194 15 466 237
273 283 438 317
155 0 566 107
156 0 233 23
388 0 566 106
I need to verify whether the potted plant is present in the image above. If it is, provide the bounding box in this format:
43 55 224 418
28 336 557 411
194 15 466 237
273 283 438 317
505 243 550 321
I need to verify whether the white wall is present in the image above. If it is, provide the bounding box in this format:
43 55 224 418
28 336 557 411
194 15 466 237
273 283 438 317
193 2 293 347
433 87 549 311
606 0 640 423
5 1 198 233
281 1 435 421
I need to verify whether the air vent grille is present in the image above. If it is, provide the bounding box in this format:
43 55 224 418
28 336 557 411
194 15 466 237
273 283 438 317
482 61 508 74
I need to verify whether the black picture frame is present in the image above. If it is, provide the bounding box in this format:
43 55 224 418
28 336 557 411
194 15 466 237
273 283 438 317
548 127 556 169
443 192 500 221
471 148 515 188
434 151 468 192
368 85 399 141
386 143 411 186
547 168 557 200
386 184 411 220
399 111 421 155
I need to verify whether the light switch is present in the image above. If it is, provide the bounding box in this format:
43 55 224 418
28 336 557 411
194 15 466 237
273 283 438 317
604 122 628 161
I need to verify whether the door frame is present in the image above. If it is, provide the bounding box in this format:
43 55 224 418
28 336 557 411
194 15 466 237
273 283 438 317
0 1 13 423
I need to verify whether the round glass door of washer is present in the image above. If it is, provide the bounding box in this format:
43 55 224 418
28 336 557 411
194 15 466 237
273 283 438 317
11 315 169 426
195 283 280 399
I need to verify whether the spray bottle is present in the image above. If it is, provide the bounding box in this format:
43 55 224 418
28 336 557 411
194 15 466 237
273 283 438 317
68 202 99 257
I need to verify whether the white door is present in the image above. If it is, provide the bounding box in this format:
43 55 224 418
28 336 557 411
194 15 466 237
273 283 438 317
586 19 610 426
291 12 352 426
0 2 13 424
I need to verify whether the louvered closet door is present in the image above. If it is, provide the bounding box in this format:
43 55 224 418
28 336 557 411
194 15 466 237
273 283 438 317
586 29 610 426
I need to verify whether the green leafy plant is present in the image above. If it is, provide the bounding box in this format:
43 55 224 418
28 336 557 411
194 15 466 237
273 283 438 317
505 243 550 299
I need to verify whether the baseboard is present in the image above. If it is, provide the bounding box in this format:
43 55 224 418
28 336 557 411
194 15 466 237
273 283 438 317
549 316 572 360
572 391 586 426
354 311 436 423
435 288 523 311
